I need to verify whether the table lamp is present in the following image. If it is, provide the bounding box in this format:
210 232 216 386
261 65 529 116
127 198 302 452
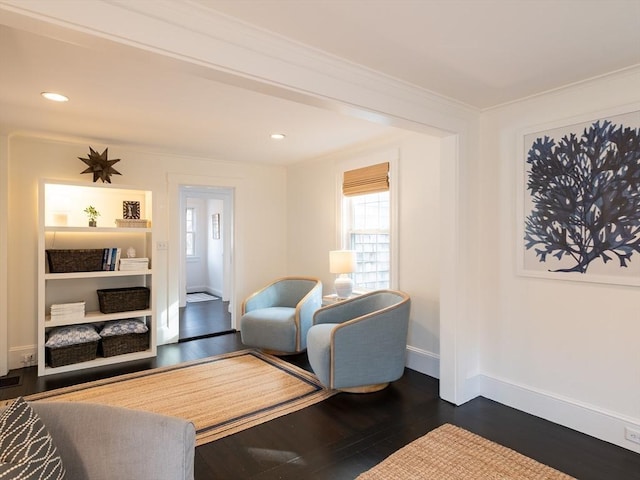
329 250 356 298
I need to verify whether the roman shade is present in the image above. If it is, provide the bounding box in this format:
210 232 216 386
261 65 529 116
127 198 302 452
342 162 389 196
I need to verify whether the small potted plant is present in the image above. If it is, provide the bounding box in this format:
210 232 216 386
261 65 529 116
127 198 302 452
83 205 100 227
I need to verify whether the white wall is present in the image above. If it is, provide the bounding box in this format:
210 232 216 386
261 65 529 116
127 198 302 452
0 135 8 376
4 134 288 368
477 67 640 452
287 131 442 377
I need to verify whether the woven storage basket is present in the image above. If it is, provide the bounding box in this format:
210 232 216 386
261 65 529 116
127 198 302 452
100 331 150 357
46 249 104 273
46 341 98 368
97 287 150 314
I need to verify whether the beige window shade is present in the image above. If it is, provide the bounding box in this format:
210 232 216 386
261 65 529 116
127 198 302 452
342 162 389 196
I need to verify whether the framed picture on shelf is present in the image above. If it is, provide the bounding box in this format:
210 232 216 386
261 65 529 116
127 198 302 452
517 107 640 286
123 201 141 219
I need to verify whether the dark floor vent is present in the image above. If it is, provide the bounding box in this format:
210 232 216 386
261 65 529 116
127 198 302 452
0 375 21 389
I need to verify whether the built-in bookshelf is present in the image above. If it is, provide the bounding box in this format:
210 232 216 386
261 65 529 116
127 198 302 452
37 180 156 376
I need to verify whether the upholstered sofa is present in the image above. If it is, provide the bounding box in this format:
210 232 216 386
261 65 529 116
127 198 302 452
0 399 195 480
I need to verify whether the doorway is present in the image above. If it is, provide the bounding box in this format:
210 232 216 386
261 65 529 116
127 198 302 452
178 185 234 341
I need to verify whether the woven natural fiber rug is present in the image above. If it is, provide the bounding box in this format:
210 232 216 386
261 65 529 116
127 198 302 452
23 350 334 446
357 424 575 480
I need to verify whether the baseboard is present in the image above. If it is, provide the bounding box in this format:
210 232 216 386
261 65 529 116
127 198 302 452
405 345 440 379
480 373 640 453
8 345 37 370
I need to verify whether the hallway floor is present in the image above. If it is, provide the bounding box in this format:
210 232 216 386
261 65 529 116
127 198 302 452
179 296 233 341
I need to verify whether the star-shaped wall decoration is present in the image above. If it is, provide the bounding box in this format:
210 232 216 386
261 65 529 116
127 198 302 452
79 147 122 183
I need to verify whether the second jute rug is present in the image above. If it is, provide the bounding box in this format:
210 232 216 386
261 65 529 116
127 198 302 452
24 350 334 446
357 423 576 479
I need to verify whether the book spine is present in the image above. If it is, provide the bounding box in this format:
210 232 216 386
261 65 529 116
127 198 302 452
105 248 113 271
114 248 122 271
102 248 109 271
110 247 117 271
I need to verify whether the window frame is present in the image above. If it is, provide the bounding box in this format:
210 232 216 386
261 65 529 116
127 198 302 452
185 206 196 258
335 151 399 291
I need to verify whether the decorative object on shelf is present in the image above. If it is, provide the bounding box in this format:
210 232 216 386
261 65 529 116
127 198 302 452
126 247 136 258
119 257 149 271
96 286 150 314
99 319 150 357
83 205 100 227
79 147 121 183
115 218 151 228
123 201 140 219
212 213 220 239
46 249 104 273
329 250 356 299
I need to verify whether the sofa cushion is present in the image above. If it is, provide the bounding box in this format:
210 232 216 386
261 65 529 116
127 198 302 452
0 397 66 479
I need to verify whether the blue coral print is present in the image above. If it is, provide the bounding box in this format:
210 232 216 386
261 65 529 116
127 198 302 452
524 118 640 273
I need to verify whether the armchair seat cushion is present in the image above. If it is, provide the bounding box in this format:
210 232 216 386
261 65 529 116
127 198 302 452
241 307 297 352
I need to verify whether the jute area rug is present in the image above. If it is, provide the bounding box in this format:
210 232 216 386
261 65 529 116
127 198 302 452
357 424 576 480
22 350 335 446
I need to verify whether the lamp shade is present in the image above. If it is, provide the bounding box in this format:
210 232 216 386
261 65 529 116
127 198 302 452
329 250 356 274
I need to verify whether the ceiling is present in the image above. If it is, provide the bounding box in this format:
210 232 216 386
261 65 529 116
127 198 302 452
1 1 639 165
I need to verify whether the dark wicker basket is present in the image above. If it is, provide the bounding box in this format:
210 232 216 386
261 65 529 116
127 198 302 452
46 341 99 368
100 331 150 357
97 287 150 314
46 249 104 273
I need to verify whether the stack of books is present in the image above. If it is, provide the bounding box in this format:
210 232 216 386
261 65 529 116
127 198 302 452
119 257 149 271
102 247 122 271
50 301 85 322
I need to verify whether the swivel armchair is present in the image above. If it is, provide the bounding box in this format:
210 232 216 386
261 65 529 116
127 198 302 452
307 289 411 392
240 276 322 354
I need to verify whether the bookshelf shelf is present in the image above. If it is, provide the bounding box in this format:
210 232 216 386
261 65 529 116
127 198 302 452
44 270 152 280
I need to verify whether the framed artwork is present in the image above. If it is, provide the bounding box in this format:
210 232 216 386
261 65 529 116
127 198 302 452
212 213 220 239
517 107 640 286
123 201 140 219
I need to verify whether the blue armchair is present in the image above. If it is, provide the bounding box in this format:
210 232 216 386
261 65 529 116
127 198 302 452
307 289 411 392
240 276 322 354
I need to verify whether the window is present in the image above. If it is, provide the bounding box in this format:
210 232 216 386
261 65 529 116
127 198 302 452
185 207 195 256
341 162 391 291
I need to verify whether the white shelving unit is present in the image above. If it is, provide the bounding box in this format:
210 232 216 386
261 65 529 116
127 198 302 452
37 180 156 376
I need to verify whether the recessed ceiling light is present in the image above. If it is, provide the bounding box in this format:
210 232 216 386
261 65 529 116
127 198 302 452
41 92 69 102
270 133 286 140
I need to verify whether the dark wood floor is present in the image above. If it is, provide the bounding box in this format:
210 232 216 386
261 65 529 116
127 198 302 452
2 333 639 479
179 297 233 341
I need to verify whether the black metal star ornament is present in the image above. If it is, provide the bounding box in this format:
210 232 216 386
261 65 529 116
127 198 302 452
79 147 122 183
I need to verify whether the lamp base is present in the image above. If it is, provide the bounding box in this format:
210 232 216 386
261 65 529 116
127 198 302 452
334 275 353 299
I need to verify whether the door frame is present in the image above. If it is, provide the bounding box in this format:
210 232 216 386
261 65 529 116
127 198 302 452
165 174 237 345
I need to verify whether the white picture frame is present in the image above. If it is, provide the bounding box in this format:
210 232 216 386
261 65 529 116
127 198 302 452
517 106 640 286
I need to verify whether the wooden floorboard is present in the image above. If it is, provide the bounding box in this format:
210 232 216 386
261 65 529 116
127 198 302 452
179 298 233 340
2 332 639 479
